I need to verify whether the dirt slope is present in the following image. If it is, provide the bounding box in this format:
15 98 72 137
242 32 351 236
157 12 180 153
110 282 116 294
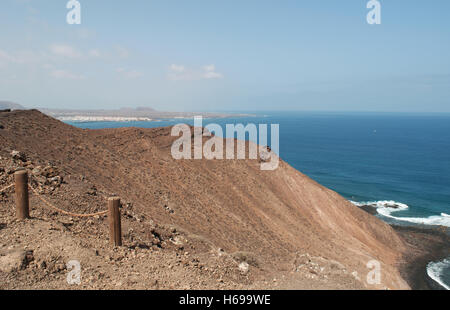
0 110 410 289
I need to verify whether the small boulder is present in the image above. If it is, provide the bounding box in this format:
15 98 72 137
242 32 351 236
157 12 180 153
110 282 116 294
259 147 271 163
0 249 34 273
49 176 63 186
11 150 26 162
238 262 249 274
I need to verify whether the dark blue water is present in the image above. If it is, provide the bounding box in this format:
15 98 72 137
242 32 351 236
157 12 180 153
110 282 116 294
68 111 450 288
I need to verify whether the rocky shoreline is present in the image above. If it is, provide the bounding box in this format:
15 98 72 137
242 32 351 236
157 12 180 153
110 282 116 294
358 205 450 290
393 225 450 290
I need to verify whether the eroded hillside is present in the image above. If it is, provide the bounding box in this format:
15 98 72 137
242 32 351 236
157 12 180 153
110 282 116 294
0 110 409 289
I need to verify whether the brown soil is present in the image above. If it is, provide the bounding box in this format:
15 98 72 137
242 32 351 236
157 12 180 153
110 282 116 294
0 110 413 289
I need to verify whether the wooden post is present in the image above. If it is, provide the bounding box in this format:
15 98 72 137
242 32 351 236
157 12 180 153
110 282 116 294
14 170 30 220
108 197 122 246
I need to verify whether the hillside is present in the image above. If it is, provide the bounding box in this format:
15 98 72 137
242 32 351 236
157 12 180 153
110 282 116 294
0 109 411 289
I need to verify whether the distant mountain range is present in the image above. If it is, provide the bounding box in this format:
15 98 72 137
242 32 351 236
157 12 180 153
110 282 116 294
0 101 24 110
0 101 249 122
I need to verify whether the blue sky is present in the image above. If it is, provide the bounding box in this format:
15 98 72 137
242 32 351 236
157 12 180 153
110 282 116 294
0 0 449 112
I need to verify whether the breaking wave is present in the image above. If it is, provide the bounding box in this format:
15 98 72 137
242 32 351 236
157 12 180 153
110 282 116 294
427 259 450 290
350 200 450 228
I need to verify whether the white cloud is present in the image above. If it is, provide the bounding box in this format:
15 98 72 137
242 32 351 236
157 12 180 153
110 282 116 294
202 64 223 79
50 70 85 80
203 64 215 72
168 64 191 80
203 71 223 79
0 49 40 65
14 50 41 64
50 44 82 59
1 45 130 70
168 64 223 81
88 49 101 58
170 64 185 73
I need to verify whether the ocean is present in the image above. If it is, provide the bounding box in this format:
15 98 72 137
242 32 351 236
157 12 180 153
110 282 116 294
66 111 450 289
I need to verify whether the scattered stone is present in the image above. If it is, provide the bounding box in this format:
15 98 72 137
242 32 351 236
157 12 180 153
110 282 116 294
87 186 97 196
163 204 175 214
0 249 34 273
351 271 360 281
238 262 249 274
11 150 26 162
259 147 271 163
39 260 47 269
49 176 63 186
170 236 184 246
42 165 58 178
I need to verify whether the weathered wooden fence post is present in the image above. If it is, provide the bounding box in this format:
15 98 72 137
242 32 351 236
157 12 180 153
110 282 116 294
14 170 30 220
108 197 122 246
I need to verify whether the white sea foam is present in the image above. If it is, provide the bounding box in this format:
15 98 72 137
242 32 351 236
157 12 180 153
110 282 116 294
350 200 450 228
427 259 450 290
351 200 450 290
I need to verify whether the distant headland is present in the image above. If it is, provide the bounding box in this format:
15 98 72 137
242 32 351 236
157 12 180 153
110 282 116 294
0 102 252 122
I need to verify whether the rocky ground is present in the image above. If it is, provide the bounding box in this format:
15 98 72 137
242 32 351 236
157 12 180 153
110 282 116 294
0 151 364 290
